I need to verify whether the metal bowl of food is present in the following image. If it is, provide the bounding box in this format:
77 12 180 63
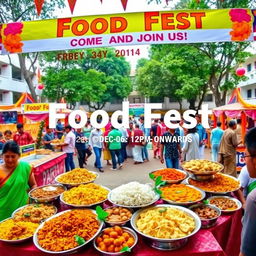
29 184 67 203
93 226 138 255
207 196 242 213
33 209 104 254
160 184 206 206
12 204 57 223
55 170 99 187
107 182 160 209
0 217 39 244
104 206 133 226
60 185 110 208
189 204 221 229
130 204 201 250
187 173 241 194
150 168 188 184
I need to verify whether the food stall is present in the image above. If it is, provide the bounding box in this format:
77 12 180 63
213 88 256 171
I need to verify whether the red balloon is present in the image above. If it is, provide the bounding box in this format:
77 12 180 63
236 67 246 76
38 84 44 90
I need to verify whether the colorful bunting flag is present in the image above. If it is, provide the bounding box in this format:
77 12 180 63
67 0 78 14
34 0 45 16
120 0 128 10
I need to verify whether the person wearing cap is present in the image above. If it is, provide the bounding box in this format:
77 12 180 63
13 123 34 146
219 120 241 177
43 126 54 151
62 125 76 172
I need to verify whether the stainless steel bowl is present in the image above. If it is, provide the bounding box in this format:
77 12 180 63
33 209 104 254
130 204 201 250
93 227 138 255
0 217 37 244
189 204 221 229
55 171 99 187
60 185 110 208
29 184 67 203
104 206 133 226
12 204 58 223
208 196 242 213
150 168 188 184
161 184 206 206
107 188 160 209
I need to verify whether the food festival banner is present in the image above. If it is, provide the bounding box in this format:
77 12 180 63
22 103 49 113
0 9 255 54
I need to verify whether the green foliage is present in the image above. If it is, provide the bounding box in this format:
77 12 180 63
36 120 45 149
41 48 132 109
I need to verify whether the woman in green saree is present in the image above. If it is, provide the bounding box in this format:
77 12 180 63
0 141 37 221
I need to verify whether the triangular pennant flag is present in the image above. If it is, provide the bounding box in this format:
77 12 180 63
67 0 77 14
99 0 103 3
34 0 45 16
120 0 128 10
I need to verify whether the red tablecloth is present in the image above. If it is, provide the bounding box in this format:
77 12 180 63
0 210 242 256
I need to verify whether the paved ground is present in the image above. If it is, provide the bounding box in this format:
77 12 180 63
75 148 212 189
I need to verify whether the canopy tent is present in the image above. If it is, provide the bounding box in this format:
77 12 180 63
213 88 256 120
0 92 34 111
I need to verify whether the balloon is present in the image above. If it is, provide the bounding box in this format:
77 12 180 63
38 84 44 90
236 67 246 76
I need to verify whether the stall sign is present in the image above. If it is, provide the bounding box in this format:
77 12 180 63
22 103 49 113
236 146 246 171
0 9 255 54
20 143 35 158
0 111 17 124
129 103 144 117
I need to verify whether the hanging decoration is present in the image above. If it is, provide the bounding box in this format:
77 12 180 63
236 67 246 76
34 0 45 16
67 0 78 14
120 0 128 10
38 84 44 90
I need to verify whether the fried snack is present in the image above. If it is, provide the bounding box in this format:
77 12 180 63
62 183 108 206
37 209 99 251
136 207 195 239
160 184 203 203
192 206 219 220
96 226 135 253
209 197 238 211
183 159 223 173
0 219 39 240
105 207 132 223
153 169 186 181
189 173 240 193
13 204 56 223
57 168 97 184
30 185 65 199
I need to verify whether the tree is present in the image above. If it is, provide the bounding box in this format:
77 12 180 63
41 48 132 110
0 0 65 102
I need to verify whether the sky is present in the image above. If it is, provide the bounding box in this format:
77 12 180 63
55 0 178 70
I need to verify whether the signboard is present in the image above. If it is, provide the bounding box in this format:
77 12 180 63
129 103 144 117
0 111 17 124
22 103 49 113
0 9 255 54
236 146 246 171
20 143 35 158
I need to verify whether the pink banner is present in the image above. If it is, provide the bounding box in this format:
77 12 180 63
224 110 241 118
24 113 49 122
33 153 66 186
245 110 256 120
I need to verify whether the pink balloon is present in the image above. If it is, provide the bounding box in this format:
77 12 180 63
38 84 44 90
236 67 246 76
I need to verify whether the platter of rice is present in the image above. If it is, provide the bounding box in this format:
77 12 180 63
108 182 160 208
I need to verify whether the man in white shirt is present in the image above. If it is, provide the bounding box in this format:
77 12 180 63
62 125 76 172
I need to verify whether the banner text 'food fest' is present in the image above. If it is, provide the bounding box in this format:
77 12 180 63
0 9 254 54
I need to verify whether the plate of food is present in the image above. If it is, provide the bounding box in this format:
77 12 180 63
181 159 223 179
55 168 99 187
160 184 205 206
60 183 110 207
130 204 201 250
107 181 160 209
33 209 103 254
0 217 39 243
29 184 66 203
104 206 133 226
187 173 240 194
207 196 242 213
150 168 188 184
12 204 57 223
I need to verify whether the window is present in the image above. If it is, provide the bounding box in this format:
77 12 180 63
12 66 22 81
149 95 164 103
247 89 252 98
254 62 256 69
251 74 254 79
204 94 213 102
255 88 256 98
247 64 252 72
133 98 141 103
13 92 21 103
0 93 3 102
